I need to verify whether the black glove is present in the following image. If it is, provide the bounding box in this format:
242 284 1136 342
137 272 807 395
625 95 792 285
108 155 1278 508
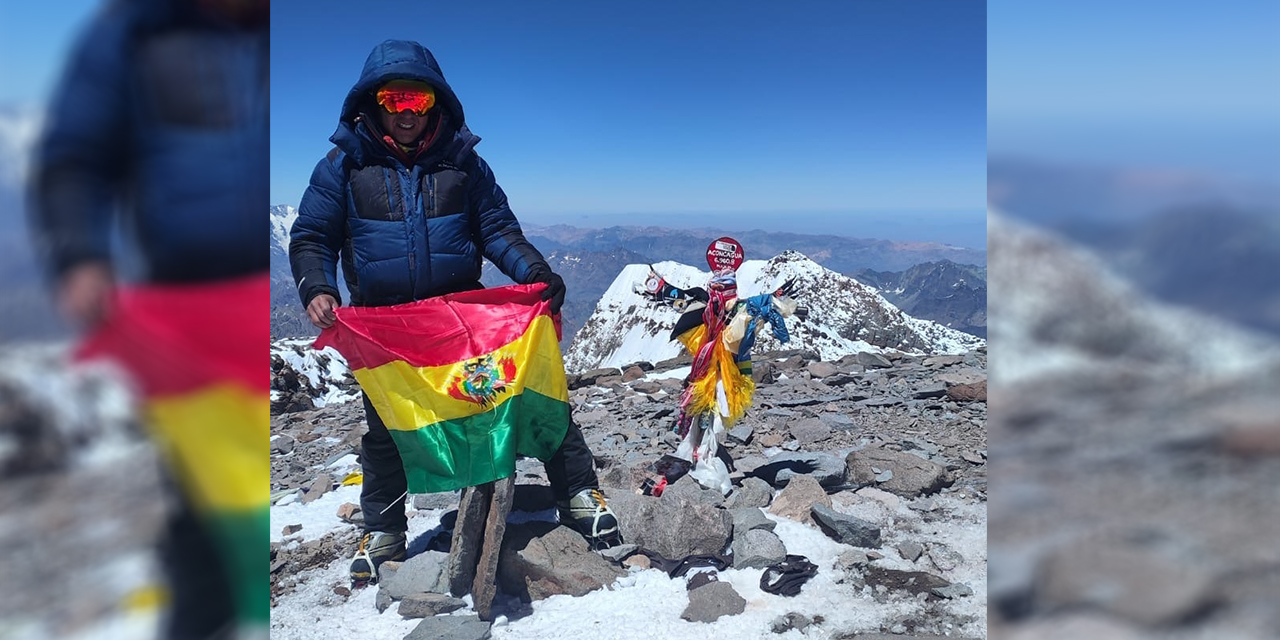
528 268 566 314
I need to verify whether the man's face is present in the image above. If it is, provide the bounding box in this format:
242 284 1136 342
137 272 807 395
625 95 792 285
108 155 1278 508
379 108 430 146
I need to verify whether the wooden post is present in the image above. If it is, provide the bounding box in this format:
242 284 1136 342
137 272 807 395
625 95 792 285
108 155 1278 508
444 475 515 621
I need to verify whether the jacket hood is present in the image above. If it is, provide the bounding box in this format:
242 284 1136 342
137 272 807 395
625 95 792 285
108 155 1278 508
331 39 473 166
338 39 465 125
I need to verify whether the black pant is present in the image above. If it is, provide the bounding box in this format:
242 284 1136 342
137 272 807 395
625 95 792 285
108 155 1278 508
159 493 235 640
359 393 598 533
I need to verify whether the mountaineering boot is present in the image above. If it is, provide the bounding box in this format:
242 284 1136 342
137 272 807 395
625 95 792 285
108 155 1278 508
558 488 623 550
349 530 406 585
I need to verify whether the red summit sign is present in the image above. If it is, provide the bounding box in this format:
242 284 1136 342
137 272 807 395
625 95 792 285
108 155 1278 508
706 237 745 272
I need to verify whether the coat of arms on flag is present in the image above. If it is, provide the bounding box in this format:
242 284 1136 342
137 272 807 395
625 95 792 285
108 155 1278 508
448 354 518 406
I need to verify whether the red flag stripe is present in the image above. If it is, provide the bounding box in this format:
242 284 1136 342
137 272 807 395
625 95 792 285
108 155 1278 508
76 274 269 396
313 283 555 370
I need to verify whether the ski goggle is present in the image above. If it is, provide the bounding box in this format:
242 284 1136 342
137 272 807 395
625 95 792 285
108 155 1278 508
375 80 436 115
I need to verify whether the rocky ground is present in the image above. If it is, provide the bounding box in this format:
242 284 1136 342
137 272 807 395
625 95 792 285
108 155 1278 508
270 347 988 639
988 361 1280 639
0 349 165 640
987 211 1280 639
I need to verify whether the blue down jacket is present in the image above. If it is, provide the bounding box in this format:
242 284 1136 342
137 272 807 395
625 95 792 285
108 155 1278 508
31 0 269 282
289 40 548 308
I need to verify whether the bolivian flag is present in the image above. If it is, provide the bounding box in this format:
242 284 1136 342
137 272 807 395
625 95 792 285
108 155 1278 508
315 283 570 493
76 274 269 625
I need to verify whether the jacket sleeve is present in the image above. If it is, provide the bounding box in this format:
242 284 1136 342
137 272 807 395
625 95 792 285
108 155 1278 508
29 11 130 278
467 154 549 284
289 154 347 306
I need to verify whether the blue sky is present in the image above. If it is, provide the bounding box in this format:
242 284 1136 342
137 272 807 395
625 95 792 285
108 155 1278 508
988 0 1280 181
273 1 987 243
0 0 102 104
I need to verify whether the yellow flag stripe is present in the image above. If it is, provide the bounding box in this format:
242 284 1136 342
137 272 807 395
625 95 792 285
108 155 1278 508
148 384 270 512
354 314 568 431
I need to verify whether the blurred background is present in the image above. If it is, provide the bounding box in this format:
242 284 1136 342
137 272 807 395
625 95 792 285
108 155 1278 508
2 0 268 638
987 0 1280 637
0 3 169 639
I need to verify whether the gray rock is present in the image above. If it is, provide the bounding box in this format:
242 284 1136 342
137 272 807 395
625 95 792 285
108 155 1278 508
607 488 733 559
936 368 986 386
571 368 623 390
1035 537 1217 626
931 583 974 599
597 461 649 492
846 448 950 497
403 615 491 640
859 396 902 408
752 452 846 488
820 373 860 387
412 491 461 511
498 522 626 601
927 544 964 572
300 474 332 504
767 475 831 525
874 469 894 483
681 580 747 623
788 418 832 447
763 408 797 418
806 361 840 378
909 497 938 512
912 383 948 399
923 354 966 368
897 541 925 562
731 507 777 534
854 352 893 368
379 551 450 600
630 380 663 394
662 474 724 508
732 528 787 569
597 543 639 563
769 613 810 634
397 593 467 618
272 435 295 455
376 588 394 613
775 394 843 407
819 413 856 430
836 549 870 570
727 424 754 445
811 503 881 548
724 477 774 509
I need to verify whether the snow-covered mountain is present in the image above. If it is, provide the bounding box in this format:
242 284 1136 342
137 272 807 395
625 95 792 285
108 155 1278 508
565 251 985 372
271 204 298 257
270 338 358 411
987 210 1280 383
0 106 41 187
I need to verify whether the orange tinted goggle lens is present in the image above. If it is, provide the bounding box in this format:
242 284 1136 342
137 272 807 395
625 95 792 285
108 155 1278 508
376 85 436 115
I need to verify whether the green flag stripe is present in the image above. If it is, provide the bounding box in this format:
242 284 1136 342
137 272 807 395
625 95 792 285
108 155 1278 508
387 388 570 494
205 508 270 623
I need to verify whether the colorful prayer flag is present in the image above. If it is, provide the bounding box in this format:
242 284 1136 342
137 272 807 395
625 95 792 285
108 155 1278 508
314 284 570 493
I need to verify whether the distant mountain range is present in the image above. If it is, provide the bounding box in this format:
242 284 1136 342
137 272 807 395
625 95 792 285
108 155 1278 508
269 206 988 345
0 107 68 343
988 210 1279 382
990 156 1280 338
854 260 987 338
